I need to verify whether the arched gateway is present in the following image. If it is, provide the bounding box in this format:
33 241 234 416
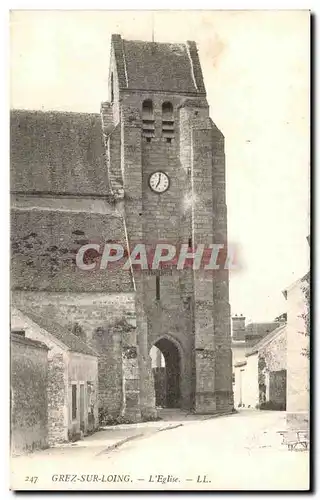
150 337 181 409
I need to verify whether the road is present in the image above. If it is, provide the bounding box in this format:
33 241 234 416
11 410 310 491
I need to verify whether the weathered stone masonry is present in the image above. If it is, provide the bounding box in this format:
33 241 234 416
11 331 49 454
104 35 234 414
10 34 234 421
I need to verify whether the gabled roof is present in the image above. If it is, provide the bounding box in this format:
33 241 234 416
10 109 110 196
112 34 205 94
13 307 98 357
246 324 286 357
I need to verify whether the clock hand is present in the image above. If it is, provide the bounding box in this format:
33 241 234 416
156 173 161 188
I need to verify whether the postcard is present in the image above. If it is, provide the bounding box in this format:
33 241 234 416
10 9 310 491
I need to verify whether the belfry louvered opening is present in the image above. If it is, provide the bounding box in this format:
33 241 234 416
162 102 174 140
142 100 155 140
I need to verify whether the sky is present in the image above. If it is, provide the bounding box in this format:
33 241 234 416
10 10 310 323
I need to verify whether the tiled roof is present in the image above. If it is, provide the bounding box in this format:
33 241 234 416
10 109 110 196
246 324 286 357
115 36 205 93
245 322 280 337
15 307 98 357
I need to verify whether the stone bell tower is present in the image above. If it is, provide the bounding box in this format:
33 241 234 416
102 34 234 415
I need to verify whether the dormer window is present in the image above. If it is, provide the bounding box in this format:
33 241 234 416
142 100 155 140
162 101 174 141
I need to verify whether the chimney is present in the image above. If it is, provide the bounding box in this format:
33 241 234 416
11 328 25 337
232 314 246 341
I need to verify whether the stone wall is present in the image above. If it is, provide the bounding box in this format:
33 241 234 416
47 351 68 445
11 333 49 454
11 206 133 293
260 327 287 372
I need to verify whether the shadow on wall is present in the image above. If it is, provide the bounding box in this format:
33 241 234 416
150 338 181 409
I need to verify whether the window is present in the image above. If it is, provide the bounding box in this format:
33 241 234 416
162 102 174 141
142 100 155 139
156 274 160 301
162 101 173 120
142 99 153 120
72 384 77 420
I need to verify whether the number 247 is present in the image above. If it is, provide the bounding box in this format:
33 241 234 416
25 476 38 483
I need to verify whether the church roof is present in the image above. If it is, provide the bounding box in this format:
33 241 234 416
10 109 110 196
112 34 206 94
10 109 135 294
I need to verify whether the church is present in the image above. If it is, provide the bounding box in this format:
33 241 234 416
10 34 234 424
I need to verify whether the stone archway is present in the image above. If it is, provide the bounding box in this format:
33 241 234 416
150 336 182 409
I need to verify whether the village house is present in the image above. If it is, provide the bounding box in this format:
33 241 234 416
231 314 281 383
232 262 309 418
234 324 287 409
11 307 99 446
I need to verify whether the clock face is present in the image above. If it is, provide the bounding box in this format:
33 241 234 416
149 171 170 193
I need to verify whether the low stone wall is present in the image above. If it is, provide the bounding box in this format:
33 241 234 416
11 333 49 454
